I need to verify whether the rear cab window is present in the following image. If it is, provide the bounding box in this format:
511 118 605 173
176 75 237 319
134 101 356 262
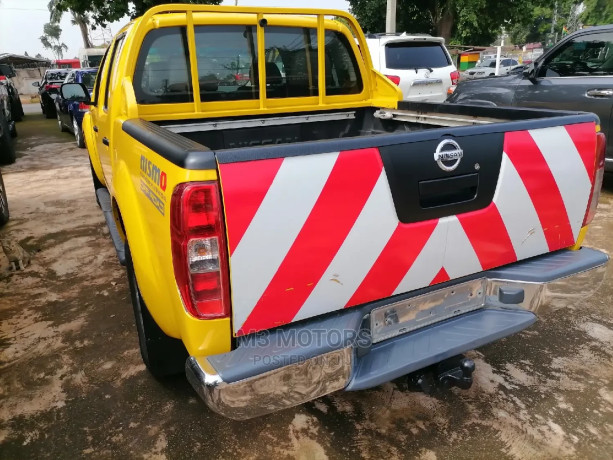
133 27 193 104
132 19 365 109
384 41 451 69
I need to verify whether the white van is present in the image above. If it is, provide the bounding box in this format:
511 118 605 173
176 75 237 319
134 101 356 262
365 33 459 102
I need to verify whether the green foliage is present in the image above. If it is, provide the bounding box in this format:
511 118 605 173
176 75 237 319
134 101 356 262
581 0 613 26
51 0 222 28
348 0 560 45
40 22 68 59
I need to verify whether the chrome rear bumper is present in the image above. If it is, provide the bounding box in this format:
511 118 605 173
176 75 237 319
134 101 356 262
186 248 608 420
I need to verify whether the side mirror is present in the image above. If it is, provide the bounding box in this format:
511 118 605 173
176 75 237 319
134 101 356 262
522 63 538 84
32 81 40 87
60 82 91 103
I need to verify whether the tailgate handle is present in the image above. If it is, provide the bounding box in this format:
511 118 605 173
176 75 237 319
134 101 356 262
419 173 479 208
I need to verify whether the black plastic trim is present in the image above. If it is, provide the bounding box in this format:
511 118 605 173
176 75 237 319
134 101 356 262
122 119 217 170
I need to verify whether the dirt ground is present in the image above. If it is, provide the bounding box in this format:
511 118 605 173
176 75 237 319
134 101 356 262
1 108 613 460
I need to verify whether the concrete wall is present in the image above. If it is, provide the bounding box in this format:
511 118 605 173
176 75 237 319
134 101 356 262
13 68 48 95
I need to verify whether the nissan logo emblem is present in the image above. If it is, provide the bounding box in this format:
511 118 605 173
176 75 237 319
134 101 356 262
434 139 463 172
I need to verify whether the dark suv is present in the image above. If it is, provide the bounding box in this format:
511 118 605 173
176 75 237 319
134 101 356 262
33 69 70 118
448 25 613 172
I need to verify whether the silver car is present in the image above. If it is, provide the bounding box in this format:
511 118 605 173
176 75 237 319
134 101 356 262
463 58 520 79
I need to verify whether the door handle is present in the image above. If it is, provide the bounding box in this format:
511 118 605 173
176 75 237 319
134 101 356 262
93 125 98 132
102 137 109 146
586 89 613 98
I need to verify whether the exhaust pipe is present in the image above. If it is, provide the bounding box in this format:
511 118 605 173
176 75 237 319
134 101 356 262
407 355 475 394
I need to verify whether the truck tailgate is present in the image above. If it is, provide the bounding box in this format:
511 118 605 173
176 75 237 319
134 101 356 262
218 122 597 336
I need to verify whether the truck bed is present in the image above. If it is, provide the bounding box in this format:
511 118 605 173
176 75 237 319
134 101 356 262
152 102 592 152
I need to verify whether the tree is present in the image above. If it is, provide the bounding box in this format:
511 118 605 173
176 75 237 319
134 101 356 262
581 0 613 26
348 0 553 45
48 0 93 48
50 0 222 29
40 22 68 60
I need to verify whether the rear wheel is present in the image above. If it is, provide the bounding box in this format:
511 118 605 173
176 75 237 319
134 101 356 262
11 98 23 122
74 117 85 148
0 171 9 226
44 100 55 119
57 113 68 132
126 243 188 377
9 122 17 138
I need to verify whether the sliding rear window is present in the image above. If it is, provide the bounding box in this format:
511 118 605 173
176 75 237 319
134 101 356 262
385 41 451 69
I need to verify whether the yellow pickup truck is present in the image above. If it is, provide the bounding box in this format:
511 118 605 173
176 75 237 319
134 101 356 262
60 4 608 420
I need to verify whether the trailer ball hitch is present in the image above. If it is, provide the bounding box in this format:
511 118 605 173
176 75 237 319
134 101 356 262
407 355 476 394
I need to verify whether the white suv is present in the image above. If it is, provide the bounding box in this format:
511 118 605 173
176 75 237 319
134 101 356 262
365 33 459 102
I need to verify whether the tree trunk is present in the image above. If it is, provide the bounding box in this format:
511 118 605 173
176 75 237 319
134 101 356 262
435 9 454 42
72 13 93 48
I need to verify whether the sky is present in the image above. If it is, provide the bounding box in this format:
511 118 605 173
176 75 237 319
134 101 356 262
0 0 351 60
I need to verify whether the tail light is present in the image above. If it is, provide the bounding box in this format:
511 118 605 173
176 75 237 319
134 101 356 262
384 75 401 85
583 132 606 226
450 70 460 85
0 76 6 81
78 102 90 111
170 182 230 319
44 84 59 91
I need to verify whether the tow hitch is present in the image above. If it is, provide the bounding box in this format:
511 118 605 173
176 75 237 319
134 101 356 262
407 355 475 394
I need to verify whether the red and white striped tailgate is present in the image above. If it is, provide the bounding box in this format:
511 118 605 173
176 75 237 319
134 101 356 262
219 122 596 336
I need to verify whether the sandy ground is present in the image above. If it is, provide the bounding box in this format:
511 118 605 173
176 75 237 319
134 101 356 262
1 110 613 459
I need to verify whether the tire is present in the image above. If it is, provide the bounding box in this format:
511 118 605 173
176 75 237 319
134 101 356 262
11 98 23 122
44 99 55 119
74 117 85 148
9 122 17 138
0 112 16 165
0 170 9 226
125 243 188 377
57 113 68 132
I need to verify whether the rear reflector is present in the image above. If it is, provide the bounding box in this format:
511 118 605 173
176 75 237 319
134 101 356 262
384 75 401 85
171 182 230 319
583 132 606 226
450 70 460 85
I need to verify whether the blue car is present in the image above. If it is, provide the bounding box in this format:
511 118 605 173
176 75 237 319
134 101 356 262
55 68 98 148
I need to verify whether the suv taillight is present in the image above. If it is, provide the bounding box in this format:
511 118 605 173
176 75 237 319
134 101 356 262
583 132 606 226
78 102 89 111
170 182 230 319
450 70 460 85
384 75 400 85
44 84 59 91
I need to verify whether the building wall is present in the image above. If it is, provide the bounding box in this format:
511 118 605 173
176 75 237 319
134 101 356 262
13 68 47 95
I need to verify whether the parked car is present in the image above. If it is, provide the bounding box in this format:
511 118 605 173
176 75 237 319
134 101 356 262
32 69 70 118
0 64 24 122
0 168 9 226
365 32 459 102
462 58 520 79
64 4 609 419
448 24 613 172
0 85 17 164
56 68 98 147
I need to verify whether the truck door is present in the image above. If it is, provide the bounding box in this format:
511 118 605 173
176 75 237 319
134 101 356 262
91 35 125 187
514 31 613 161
